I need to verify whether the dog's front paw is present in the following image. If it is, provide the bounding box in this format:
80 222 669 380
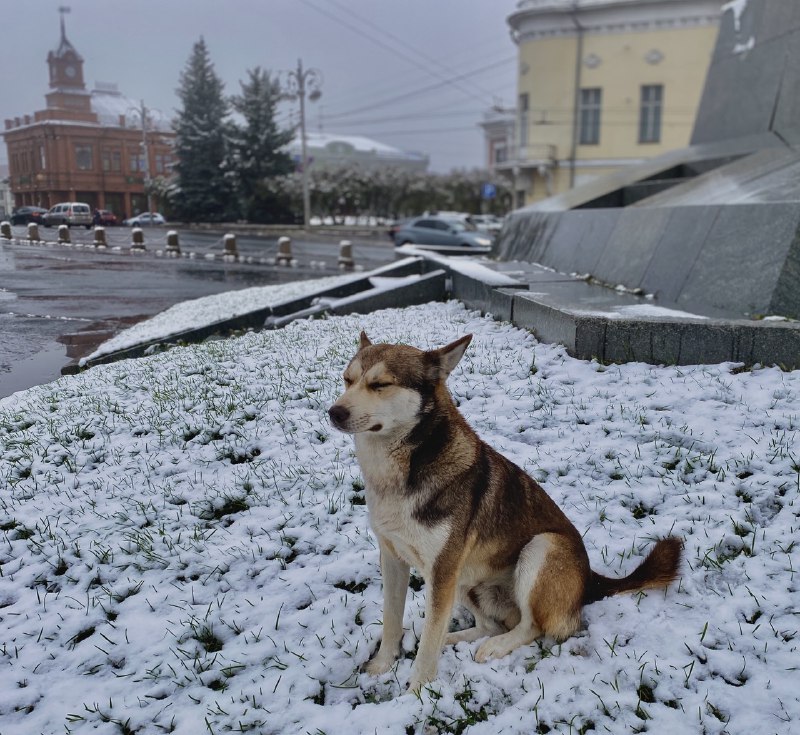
364 651 396 676
406 662 436 695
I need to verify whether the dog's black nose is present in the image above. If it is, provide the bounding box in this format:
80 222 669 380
328 405 350 426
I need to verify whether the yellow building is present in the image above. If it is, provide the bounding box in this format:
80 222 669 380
483 0 720 207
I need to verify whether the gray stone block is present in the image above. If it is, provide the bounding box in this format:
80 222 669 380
677 322 737 365
600 320 654 364
573 317 608 362
593 207 671 288
492 288 523 322
676 204 800 317
639 206 720 304
775 31 800 144
770 229 800 317
513 294 579 352
545 209 620 275
750 322 800 368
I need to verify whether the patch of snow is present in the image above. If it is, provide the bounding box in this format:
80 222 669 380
597 304 712 320
722 0 748 31
733 36 755 55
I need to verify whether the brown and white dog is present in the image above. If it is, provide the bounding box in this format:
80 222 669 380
328 332 681 693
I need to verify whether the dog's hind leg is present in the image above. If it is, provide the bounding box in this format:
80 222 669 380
475 533 584 662
446 617 505 645
365 543 410 676
446 583 514 645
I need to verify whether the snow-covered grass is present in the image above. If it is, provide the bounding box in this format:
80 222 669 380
1 301 799 735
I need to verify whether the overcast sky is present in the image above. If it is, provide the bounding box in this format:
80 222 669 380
0 0 520 172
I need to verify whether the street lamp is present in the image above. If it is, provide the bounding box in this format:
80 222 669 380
127 100 157 215
281 59 322 228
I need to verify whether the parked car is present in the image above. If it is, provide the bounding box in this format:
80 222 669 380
123 212 166 227
392 215 494 249
386 218 411 241
93 209 118 226
470 214 504 234
43 202 93 229
10 206 48 226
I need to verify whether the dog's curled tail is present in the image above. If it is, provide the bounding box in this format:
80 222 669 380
583 536 683 605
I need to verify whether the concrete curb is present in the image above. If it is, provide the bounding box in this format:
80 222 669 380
512 293 800 368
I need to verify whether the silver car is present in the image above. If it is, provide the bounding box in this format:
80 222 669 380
392 215 493 249
43 202 93 229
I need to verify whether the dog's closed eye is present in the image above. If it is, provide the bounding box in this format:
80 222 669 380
369 382 393 391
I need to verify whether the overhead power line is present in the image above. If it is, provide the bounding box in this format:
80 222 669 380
324 55 515 122
298 0 512 109
323 0 501 100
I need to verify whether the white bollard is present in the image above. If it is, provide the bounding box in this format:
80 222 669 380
166 230 180 255
223 233 238 257
58 224 71 244
93 226 107 248
27 222 40 243
338 239 355 270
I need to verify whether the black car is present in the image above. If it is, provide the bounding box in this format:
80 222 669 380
10 206 48 226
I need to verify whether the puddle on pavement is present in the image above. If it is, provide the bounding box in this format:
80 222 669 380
0 314 150 400
0 340 70 400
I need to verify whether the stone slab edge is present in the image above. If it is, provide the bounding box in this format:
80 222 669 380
513 292 800 368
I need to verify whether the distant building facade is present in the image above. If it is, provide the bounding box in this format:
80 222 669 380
288 132 429 172
3 16 174 219
483 0 720 206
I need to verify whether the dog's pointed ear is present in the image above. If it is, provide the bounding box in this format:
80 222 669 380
359 331 372 350
431 334 472 378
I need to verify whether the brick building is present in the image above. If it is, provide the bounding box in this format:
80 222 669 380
3 15 174 219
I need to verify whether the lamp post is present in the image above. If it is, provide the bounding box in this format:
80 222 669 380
128 100 156 215
281 59 322 228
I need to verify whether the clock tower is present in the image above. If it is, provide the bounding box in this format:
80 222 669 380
47 7 86 90
44 6 95 120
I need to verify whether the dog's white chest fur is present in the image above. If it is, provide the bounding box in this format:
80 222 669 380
355 435 449 575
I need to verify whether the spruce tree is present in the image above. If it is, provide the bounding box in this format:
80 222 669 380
227 67 295 222
172 38 234 222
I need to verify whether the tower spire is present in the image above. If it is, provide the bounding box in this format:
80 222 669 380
58 5 70 41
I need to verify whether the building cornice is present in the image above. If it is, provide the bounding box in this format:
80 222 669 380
509 0 720 42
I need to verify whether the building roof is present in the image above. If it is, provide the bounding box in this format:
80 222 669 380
91 86 172 132
290 132 427 163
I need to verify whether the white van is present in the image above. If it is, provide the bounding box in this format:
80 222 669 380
43 202 93 229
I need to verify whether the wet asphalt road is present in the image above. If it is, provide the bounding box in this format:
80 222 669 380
0 226 394 399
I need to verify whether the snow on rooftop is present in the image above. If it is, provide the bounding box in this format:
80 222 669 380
290 131 427 161
91 87 172 131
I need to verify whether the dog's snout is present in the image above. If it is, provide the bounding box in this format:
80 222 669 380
328 404 350 426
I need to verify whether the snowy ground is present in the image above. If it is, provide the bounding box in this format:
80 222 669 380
1 299 799 735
